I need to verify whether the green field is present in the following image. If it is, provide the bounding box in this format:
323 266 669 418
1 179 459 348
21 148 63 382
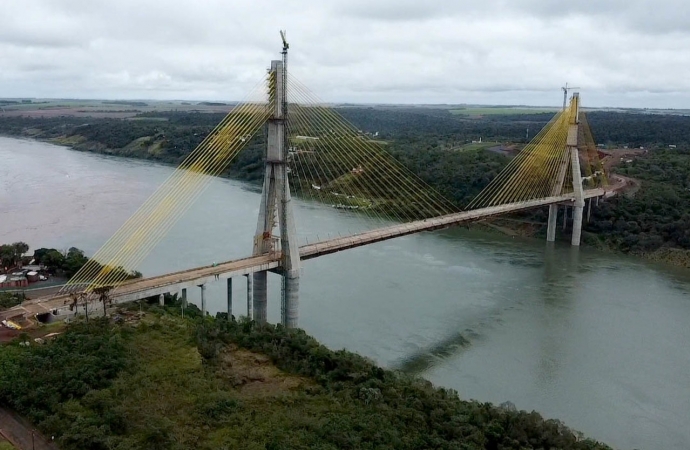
449 107 557 116
455 141 501 152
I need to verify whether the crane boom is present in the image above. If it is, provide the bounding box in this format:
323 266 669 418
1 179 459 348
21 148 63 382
561 82 581 111
280 30 289 51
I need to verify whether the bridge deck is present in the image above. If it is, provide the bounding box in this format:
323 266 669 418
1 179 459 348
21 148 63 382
300 189 604 259
1 254 281 321
1 189 603 321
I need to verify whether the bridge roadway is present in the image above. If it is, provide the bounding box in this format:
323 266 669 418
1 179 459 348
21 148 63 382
1 189 604 321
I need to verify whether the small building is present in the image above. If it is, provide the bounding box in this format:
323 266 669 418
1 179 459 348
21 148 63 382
0 274 28 289
669 145 677 149
26 271 39 283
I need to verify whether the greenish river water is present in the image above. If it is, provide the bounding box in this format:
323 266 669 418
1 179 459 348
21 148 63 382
1 136 689 449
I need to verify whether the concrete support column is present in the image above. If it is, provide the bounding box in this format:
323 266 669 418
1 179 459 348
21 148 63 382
253 271 267 324
572 206 584 246
546 204 558 242
562 205 568 231
570 145 585 247
587 199 592 223
226 278 233 318
180 288 187 318
245 274 252 320
199 284 206 316
282 270 299 328
158 293 164 306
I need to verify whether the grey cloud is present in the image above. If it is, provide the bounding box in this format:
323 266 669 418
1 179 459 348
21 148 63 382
335 0 690 34
0 0 688 107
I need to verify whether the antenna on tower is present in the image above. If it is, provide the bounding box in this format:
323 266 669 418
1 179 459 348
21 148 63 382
561 82 580 111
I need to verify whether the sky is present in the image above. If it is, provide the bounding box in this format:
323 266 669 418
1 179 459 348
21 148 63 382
0 0 689 108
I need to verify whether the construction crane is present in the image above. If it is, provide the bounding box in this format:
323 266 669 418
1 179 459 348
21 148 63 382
562 82 580 111
280 30 289 52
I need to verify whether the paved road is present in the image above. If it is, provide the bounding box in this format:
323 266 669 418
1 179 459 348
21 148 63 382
0 407 58 450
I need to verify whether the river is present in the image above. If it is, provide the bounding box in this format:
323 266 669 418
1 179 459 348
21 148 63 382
1 136 689 449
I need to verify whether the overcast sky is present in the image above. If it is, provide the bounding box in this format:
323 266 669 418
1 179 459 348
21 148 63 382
1 0 689 108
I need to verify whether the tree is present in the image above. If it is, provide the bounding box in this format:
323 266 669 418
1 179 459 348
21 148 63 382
67 292 89 322
12 242 29 259
0 242 28 269
64 248 88 278
93 286 113 316
33 248 51 264
0 245 14 270
42 250 66 274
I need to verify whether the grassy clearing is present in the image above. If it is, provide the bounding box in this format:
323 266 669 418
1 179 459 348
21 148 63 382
50 134 88 146
455 141 501 152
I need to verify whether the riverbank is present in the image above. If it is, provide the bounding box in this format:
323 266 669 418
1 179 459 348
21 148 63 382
471 217 690 270
0 301 613 450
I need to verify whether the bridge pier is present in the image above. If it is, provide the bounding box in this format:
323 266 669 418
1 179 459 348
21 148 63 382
572 206 584 246
181 288 187 317
253 272 267 324
158 293 164 306
198 284 206 316
227 278 232 318
546 204 558 242
283 269 299 328
562 205 568 231
245 274 252 320
587 198 592 223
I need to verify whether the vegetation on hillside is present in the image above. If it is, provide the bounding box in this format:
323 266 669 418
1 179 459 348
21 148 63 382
0 303 612 450
584 149 690 264
0 292 25 310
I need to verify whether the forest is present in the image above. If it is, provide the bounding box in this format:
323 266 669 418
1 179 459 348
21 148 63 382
0 301 613 450
584 149 690 261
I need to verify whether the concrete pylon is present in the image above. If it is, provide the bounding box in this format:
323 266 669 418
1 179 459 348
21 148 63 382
244 274 252 320
226 278 232 318
547 92 585 246
568 94 585 246
199 284 206 316
251 54 300 327
546 204 558 242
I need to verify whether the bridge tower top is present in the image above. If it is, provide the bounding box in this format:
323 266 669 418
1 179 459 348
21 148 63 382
570 91 580 124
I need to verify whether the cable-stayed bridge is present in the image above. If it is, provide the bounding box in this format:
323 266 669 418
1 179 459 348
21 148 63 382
3 39 613 327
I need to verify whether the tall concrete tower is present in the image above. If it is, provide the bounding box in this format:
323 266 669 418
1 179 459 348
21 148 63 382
252 35 301 327
546 92 585 246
